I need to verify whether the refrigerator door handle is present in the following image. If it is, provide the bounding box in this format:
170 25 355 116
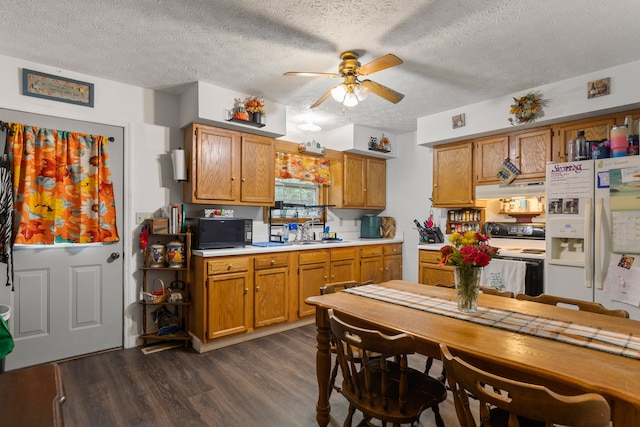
584 197 593 288
594 197 604 290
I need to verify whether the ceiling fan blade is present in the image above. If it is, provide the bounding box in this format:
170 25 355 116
310 87 334 109
284 72 340 78
357 54 403 76
361 80 405 104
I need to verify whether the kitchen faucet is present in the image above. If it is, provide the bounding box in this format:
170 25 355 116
301 218 320 241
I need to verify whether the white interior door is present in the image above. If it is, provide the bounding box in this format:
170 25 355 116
0 109 124 370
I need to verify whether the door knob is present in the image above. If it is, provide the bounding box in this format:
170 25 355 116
109 252 120 260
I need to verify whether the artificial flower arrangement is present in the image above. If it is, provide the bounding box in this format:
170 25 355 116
508 92 543 125
440 231 500 311
245 96 265 115
439 231 500 268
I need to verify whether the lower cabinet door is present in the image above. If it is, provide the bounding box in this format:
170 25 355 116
207 272 251 340
298 262 328 317
254 267 288 328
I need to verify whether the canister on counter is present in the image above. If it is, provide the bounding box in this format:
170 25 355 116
611 125 629 157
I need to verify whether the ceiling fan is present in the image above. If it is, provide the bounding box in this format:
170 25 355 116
284 51 405 108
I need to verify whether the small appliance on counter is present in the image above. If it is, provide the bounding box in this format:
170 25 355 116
360 215 382 238
187 217 252 249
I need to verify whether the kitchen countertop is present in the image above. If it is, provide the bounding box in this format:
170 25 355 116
193 237 404 257
418 243 447 251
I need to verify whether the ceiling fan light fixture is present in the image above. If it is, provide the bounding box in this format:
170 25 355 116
331 84 347 102
343 91 359 107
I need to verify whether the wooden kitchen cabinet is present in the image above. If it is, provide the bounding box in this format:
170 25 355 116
551 118 616 162
253 253 289 328
329 247 358 283
360 245 384 283
432 141 476 207
297 250 330 317
474 135 510 185
418 249 454 286
383 243 403 281
183 123 274 206
329 153 386 209
202 256 252 341
474 129 551 185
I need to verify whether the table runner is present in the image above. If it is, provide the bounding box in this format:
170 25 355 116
343 284 640 360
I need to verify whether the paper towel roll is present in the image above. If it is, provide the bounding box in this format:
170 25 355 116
171 149 187 181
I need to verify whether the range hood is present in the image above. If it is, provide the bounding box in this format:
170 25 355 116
475 181 545 199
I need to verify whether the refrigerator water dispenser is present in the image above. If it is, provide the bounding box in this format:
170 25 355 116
547 219 588 267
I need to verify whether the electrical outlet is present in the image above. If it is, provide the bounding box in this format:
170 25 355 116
136 212 153 224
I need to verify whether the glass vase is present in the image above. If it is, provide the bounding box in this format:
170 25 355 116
454 266 481 313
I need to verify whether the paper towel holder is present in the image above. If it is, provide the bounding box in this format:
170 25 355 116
171 148 187 181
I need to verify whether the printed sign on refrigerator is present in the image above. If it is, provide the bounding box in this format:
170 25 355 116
547 161 594 199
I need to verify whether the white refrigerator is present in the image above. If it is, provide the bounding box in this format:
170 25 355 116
545 157 640 320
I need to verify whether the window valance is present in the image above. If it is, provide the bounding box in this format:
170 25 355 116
275 152 331 185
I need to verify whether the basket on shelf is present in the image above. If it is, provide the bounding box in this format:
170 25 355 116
142 278 169 303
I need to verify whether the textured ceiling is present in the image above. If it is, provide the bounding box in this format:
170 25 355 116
1 0 639 137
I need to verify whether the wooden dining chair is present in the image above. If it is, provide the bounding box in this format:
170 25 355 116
480 286 514 298
320 280 374 398
439 343 611 427
515 293 630 318
329 309 447 427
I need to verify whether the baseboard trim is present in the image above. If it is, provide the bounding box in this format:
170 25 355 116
189 318 316 353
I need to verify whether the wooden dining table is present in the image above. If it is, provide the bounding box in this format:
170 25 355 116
306 280 640 426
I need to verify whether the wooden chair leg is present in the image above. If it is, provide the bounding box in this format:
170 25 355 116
344 404 356 427
329 358 340 397
433 404 445 427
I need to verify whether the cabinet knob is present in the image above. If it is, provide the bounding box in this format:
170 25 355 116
231 176 236 181
227 264 233 270
255 286 260 292
330 275 334 280
241 178 246 182
324 276 328 280
271 259 276 265
244 288 248 295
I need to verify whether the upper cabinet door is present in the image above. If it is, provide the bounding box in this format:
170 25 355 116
552 118 616 162
433 142 475 207
511 128 551 180
240 134 275 204
343 154 366 208
365 157 386 209
192 125 241 202
474 135 509 185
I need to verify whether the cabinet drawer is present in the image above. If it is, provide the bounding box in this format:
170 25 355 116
207 257 250 275
383 243 402 256
331 247 356 261
299 250 329 265
254 253 290 270
419 250 444 264
360 246 383 258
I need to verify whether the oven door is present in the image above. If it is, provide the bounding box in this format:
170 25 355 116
494 256 544 296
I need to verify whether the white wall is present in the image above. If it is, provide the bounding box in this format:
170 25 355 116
418 60 640 146
0 53 180 349
384 132 438 281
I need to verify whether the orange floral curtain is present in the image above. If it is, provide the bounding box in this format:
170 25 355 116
275 152 331 185
8 123 119 244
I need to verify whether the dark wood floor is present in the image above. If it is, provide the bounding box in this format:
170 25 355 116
59 325 464 426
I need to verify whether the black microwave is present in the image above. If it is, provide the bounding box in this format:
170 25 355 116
187 217 252 249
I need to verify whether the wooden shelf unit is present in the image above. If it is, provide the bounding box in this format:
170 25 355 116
140 226 192 346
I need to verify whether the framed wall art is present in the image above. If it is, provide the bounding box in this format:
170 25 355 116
452 113 465 129
587 78 610 99
22 68 94 107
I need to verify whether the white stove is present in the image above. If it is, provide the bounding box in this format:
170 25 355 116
483 222 546 295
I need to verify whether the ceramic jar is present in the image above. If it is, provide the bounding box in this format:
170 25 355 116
147 243 166 268
165 240 185 268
